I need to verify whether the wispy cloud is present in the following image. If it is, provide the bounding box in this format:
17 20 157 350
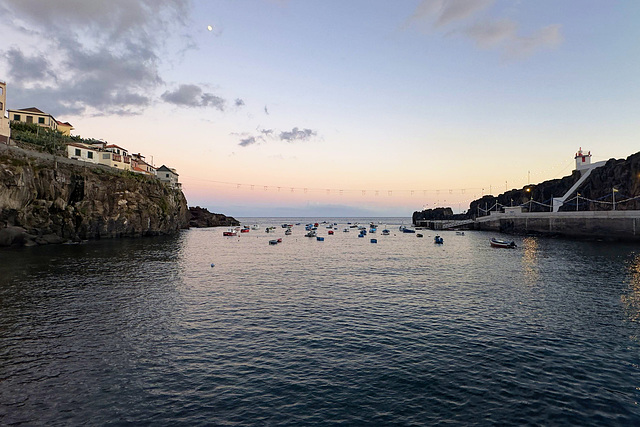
234 126 318 147
404 0 562 59
279 127 316 142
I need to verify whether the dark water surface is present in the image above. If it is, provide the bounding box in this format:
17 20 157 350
1 218 640 425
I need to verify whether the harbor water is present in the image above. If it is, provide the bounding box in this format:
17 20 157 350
1 217 640 425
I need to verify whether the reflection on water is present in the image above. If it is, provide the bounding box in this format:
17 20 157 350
622 253 640 324
521 237 540 286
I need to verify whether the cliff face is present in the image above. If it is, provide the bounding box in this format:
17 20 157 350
0 145 189 247
570 152 640 211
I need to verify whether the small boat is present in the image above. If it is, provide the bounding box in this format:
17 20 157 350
251 224 260 230
456 231 465 236
269 239 278 245
381 229 390 235
490 238 516 248
223 230 237 236
370 228 376 233
285 229 292 235
328 230 334 235
343 228 350 232
416 233 423 238
402 228 415 233
316 236 325 241
434 235 443 244
305 231 317 237
358 233 365 238
240 228 250 233
277 238 282 243
370 238 377 244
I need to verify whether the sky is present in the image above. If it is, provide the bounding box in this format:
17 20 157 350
1 0 639 217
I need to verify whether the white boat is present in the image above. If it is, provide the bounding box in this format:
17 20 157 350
251 224 260 230
382 229 390 235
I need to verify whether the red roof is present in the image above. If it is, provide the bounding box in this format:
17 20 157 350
105 144 128 151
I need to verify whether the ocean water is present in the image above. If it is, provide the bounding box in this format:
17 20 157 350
1 217 640 425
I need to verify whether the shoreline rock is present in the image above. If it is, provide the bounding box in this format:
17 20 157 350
188 206 239 228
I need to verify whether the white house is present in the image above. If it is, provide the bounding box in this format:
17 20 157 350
66 143 99 164
156 165 180 188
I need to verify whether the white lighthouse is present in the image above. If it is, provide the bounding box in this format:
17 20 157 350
575 147 592 171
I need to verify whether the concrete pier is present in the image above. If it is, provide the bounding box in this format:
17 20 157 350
417 210 640 241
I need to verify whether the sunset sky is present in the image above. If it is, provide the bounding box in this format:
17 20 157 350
2 1 639 216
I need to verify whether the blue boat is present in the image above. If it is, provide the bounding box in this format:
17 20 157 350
316 236 324 241
434 235 443 244
370 238 377 244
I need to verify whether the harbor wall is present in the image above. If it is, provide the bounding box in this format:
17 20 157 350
470 211 640 241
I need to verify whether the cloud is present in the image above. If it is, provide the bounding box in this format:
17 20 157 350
5 48 55 83
235 126 318 147
161 85 226 109
404 0 562 58
235 98 245 107
0 0 188 115
239 136 261 147
279 127 316 142
505 24 563 59
405 0 493 29
0 1 243 116
436 0 493 27
464 19 517 48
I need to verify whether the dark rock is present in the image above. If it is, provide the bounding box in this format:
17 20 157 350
188 206 239 228
0 226 27 247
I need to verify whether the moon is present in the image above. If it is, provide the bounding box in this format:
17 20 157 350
207 25 213 31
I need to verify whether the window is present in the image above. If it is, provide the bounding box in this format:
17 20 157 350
26 116 33 123
38 117 45 124
0 87 3 95
0 102 3 110
75 149 81 156
166 173 170 178
13 114 20 121
103 153 111 159
87 152 93 159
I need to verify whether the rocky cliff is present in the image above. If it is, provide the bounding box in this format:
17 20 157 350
0 144 190 247
413 150 640 223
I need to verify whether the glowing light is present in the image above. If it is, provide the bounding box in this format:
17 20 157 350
207 25 213 31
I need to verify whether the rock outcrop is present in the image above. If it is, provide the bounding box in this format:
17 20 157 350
0 144 190 247
188 206 239 228
413 150 640 222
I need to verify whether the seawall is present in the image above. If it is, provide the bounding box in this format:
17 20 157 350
0 144 190 247
470 211 640 241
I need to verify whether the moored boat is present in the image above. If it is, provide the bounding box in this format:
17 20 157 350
490 238 516 248
434 235 443 244
223 229 237 236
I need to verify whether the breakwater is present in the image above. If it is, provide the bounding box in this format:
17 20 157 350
417 210 640 241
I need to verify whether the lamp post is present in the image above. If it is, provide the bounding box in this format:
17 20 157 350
613 187 618 211
576 193 580 211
